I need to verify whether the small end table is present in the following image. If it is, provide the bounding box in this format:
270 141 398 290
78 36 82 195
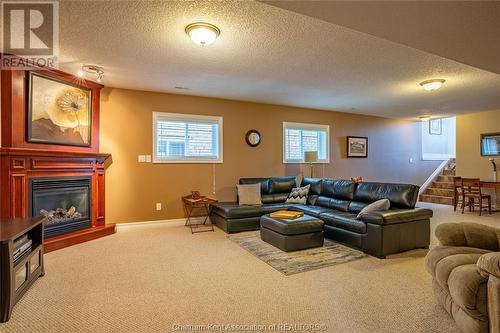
182 196 218 234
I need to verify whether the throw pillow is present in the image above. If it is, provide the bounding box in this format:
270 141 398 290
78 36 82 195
285 184 311 204
357 198 390 219
237 183 262 205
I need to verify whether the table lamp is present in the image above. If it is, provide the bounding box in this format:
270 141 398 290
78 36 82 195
304 151 318 178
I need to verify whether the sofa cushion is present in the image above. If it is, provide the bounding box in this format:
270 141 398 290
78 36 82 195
315 196 350 212
432 280 489 332
239 178 270 194
359 208 433 225
320 211 366 233
259 203 294 215
300 178 322 205
237 183 262 205
211 202 263 219
353 182 419 209
448 264 488 317
435 253 484 291
269 176 296 194
289 205 334 217
348 201 369 214
356 198 390 219
321 179 356 200
261 193 289 204
435 223 500 251
300 178 322 195
211 202 293 219
425 246 491 277
260 214 324 235
285 184 310 204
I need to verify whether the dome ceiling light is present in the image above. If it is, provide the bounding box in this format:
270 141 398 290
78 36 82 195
420 79 446 91
185 22 220 46
81 64 104 83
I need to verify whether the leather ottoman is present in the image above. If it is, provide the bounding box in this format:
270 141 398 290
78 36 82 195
260 214 324 252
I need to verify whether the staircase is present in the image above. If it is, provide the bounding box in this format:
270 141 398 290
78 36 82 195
419 160 456 205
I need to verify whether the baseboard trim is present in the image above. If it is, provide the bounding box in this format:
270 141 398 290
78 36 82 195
115 217 206 231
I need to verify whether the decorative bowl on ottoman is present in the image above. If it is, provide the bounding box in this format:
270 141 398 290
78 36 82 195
260 214 324 252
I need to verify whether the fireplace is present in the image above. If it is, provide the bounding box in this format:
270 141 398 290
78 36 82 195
29 177 92 238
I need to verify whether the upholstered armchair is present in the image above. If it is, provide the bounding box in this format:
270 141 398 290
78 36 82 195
425 223 500 333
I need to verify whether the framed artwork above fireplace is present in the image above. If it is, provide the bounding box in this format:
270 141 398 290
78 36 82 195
27 72 92 147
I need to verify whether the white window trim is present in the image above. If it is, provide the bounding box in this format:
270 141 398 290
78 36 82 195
152 112 223 164
282 121 330 164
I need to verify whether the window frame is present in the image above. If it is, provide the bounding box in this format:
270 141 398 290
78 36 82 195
152 112 223 164
282 121 330 164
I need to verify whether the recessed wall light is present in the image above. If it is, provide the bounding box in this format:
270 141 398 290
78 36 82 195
420 79 445 91
185 22 220 46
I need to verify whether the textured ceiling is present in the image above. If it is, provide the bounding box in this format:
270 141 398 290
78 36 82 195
57 0 500 119
263 1 500 75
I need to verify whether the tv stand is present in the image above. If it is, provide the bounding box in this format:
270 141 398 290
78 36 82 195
0 217 45 323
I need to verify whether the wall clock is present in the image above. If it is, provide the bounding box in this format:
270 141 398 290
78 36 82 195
245 130 261 147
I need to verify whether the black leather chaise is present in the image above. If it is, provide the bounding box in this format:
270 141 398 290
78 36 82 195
210 177 432 258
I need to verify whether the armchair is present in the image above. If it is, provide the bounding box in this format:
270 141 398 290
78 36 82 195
425 223 500 333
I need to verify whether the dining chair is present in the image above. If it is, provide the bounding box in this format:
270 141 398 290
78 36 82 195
453 176 463 212
461 178 492 216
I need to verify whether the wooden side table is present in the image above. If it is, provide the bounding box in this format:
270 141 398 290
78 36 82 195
182 196 218 234
0 217 45 322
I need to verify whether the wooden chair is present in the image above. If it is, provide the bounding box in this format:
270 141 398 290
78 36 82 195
461 178 491 216
453 176 463 212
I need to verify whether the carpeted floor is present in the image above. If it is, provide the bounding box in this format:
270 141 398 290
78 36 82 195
1 203 498 333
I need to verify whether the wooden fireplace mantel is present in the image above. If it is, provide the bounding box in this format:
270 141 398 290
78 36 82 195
0 57 115 252
0 148 115 252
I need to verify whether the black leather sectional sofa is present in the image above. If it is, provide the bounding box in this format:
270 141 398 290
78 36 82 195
210 176 432 258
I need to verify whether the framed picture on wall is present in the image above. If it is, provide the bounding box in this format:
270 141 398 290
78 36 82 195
347 136 368 158
27 72 92 147
481 133 500 156
429 119 442 135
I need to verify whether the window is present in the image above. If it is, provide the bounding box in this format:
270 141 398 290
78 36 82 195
283 122 329 163
153 112 223 163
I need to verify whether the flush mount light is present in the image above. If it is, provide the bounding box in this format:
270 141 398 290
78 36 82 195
82 64 104 83
185 22 220 46
420 79 446 91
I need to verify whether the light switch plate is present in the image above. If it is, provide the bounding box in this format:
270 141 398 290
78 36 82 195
156 203 162 211
138 155 146 162
146 155 152 163
409 157 414 164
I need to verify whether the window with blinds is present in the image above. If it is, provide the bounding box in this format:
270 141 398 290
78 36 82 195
153 112 223 163
283 122 329 163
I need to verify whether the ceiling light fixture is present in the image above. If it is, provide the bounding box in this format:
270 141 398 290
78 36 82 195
185 22 220 46
82 64 104 83
420 79 446 91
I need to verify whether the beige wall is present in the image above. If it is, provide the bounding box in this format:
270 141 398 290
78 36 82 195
456 109 500 179
100 88 440 223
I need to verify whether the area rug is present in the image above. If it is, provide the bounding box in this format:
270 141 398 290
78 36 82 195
228 231 368 275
